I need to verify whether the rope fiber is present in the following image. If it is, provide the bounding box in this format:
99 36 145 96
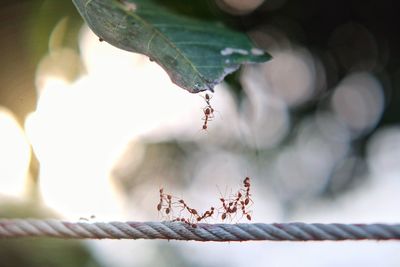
0 219 400 241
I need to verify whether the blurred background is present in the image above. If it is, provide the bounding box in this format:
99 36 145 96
1 0 400 266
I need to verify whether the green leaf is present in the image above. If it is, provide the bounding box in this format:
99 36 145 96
72 0 271 93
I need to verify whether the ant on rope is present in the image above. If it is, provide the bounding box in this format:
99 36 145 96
197 207 215 222
173 217 197 228
243 177 252 206
238 177 253 221
157 188 174 219
157 188 164 212
219 177 253 222
157 177 253 227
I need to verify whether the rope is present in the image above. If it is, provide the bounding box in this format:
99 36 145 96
0 219 399 241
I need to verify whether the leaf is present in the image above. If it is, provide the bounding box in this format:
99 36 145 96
72 0 271 93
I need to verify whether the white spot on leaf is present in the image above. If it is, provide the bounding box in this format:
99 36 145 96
251 48 264 56
220 47 249 56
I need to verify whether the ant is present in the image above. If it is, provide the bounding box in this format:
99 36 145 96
157 188 164 212
173 217 197 228
157 189 174 219
177 199 200 221
204 93 212 106
79 214 96 222
165 194 173 216
239 200 252 221
158 176 254 225
202 106 215 129
242 177 252 206
197 207 215 222
219 197 236 221
202 109 212 130
238 177 253 221
200 93 215 130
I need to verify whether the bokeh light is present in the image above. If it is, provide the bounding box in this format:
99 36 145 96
331 72 384 135
216 0 265 15
0 107 31 198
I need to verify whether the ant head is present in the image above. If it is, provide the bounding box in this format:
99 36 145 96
202 125 207 130
159 188 163 193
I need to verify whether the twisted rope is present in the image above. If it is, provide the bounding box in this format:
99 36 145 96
0 219 399 241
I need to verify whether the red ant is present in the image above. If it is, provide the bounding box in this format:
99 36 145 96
202 110 212 130
158 176 254 225
239 177 253 221
242 177 252 206
177 199 200 221
202 106 216 130
219 197 236 221
239 200 252 220
157 188 164 212
173 217 197 228
197 207 215 222
157 189 175 219
165 194 173 216
201 94 215 130
202 93 212 105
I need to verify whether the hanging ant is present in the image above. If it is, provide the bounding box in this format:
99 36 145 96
202 110 212 130
200 93 215 130
204 93 213 106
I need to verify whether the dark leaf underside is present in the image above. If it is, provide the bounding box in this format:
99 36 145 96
73 0 271 93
